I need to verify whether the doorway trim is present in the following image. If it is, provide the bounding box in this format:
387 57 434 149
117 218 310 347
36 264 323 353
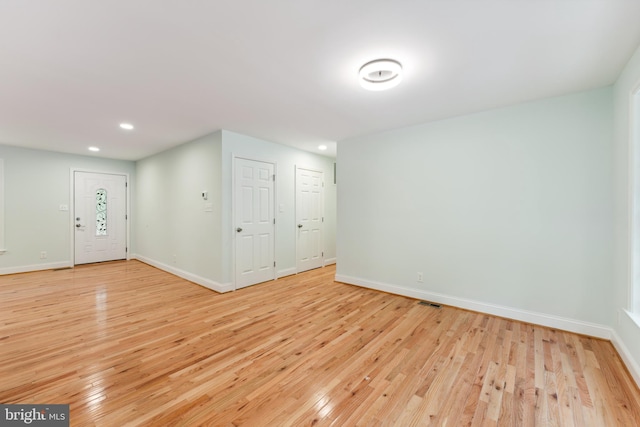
629 81 640 315
69 168 130 266
231 154 277 290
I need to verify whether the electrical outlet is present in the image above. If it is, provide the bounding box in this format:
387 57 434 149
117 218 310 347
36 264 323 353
40 251 47 259
417 272 423 283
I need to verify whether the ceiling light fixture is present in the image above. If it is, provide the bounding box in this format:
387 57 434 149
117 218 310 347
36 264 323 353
119 123 134 130
359 59 403 91
88 146 100 152
318 145 327 151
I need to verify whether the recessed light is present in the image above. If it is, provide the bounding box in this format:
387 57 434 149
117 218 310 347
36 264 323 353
359 59 403 91
318 145 328 151
88 146 100 152
119 123 134 130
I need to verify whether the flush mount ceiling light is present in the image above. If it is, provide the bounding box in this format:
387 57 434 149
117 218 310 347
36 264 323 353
359 59 403 91
318 145 328 151
88 146 100 152
119 123 134 130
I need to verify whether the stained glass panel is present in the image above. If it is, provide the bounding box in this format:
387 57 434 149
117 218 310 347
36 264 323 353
96 188 107 236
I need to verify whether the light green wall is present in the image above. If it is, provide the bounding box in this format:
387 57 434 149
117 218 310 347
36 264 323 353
0 144 136 273
135 131 223 283
612 42 640 378
337 87 613 325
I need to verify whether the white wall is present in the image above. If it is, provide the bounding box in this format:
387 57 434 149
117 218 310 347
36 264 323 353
221 130 336 282
0 144 136 274
135 132 225 290
337 87 613 335
612 42 640 385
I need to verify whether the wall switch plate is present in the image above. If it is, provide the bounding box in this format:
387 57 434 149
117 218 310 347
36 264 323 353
417 272 424 283
59 204 69 211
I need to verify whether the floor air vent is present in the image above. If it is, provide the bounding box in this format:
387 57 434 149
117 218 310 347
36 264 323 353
418 301 442 308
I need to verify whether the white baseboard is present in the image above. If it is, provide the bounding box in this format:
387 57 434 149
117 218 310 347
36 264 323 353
335 274 612 339
324 257 337 266
0 261 72 275
277 267 297 278
133 254 233 293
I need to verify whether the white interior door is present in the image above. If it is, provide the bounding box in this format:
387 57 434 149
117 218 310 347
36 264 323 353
296 167 324 273
74 171 127 265
234 158 275 289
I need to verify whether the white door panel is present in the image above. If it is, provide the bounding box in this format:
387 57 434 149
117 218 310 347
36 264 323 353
235 158 275 289
74 171 127 265
296 167 324 273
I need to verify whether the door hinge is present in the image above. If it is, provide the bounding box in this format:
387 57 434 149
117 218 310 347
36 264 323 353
274 261 276 267
125 182 128 187
126 247 128 252
272 174 276 181
125 214 128 220
273 218 276 224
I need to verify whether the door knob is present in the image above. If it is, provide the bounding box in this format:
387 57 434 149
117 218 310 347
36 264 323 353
76 224 82 228
236 227 243 232
298 224 303 228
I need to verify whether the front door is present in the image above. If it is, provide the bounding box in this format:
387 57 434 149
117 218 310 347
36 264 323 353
74 171 127 265
234 158 275 289
296 167 324 273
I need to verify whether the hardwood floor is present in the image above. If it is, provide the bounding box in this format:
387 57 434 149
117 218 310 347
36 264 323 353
0 261 639 426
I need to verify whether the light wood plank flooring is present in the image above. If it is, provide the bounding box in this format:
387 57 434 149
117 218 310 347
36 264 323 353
1 260 639 426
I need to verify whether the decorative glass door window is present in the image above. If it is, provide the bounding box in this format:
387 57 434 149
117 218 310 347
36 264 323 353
96 189 107 236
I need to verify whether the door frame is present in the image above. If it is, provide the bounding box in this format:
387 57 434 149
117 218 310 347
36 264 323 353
231 155 277 290
295 165 325 274
69 168 131 266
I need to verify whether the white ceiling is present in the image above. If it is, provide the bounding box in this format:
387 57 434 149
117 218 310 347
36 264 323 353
1 1 639 161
